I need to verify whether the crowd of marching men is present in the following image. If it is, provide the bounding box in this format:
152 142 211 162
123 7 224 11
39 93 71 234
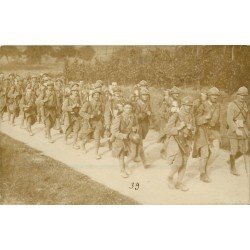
0 72 249 191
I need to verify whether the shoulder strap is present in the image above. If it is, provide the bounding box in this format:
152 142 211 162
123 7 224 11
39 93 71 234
233 101 247 120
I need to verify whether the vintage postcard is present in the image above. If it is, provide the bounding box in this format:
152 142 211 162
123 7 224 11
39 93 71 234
0 45 249 204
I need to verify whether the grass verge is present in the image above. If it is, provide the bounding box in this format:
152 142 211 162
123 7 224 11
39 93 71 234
0 133 138 205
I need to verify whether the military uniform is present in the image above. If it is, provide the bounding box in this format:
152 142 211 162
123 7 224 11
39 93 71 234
158 87 181 142
0 84 7 120
227 86 249 175
36 81 59 143
7 82 22 125
19 89 37 135
164 96 195 191
193 87 221 182
79 89 104 159
136 88 152 140
111 104 149 178
62 84 82 148
104 86 125 140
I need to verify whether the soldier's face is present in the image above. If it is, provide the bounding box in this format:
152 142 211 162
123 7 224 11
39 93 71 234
93 93 100 101
123 105 132 114
141 94 149 101
26 89 32 96
237 94 246 102
48 86 53 91
0 74 4 79
209 95 218 103
72 90 78 97
183 105 191 113
172 93 179 100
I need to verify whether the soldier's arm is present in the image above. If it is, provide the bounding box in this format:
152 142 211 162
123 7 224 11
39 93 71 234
35 92 44 106
227 102 237 132
104 102 111 128
79 102 91 119
165 113 180 136
62 98 72 112
7 89 14 99
111 116 127 139
135 102 144 120
19 96 25 109
195 104 209 126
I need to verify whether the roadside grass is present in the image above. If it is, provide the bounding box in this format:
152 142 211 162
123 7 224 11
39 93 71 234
0 133 138 205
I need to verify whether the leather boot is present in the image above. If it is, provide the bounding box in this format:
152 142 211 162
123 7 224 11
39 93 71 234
200 158 211 183
95 139 101 159
230 155 240 176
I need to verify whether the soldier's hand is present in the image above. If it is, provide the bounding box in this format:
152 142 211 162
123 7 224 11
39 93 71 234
132 127 137 132
105 124 110 130
236 128 243 136
147 111 151 116
90 114 94 119
178 121 186 130
187 123 193 130
123 133 128 139
205 113 211 119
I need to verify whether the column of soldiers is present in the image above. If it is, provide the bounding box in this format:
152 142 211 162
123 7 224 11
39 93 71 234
0 72 249 188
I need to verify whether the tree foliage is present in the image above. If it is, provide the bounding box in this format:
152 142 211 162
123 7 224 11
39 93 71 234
24 46 54 64
0 46 21 61
65 45 250 92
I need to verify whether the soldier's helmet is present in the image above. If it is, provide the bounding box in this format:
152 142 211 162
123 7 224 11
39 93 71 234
112 86 121 93
140 88 150 95
71 84 79 92
111 82 118 87
139 80 148 86
237 86 248 96
56 78 63 83
93 81 103 89
129 132 141 145
207 87 220 96
46 81 54 87
92 89 101 95
43 76 50 82
96 80 103 85
170 86 181 95
181 96 193 106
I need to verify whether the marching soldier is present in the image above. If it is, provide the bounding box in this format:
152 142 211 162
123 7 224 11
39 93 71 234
158 86 181 155
19 87 37 136
62 84 82 149
104 86 125 149
80 89 104 159
130 80 149 106
227 86 249 175
136 88 152 140
111 102 150 178
165 96 195 191
108 82 118 99
35 77 48 123
193 87 221 183
7 79 22 126
0 82 6 121
36 81 60 143
54 78 64 133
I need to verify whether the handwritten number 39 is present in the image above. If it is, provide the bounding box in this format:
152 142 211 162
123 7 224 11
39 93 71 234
129 182 139 190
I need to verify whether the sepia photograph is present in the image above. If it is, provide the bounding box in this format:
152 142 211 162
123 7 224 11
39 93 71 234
0 45 249 205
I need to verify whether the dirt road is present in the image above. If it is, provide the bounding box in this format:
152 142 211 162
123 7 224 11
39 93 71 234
0 115 249 204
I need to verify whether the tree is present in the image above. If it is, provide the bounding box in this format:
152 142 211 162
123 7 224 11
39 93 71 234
0 46 21 61
24 46 54 64
54 46 77 61
77 46 95 61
